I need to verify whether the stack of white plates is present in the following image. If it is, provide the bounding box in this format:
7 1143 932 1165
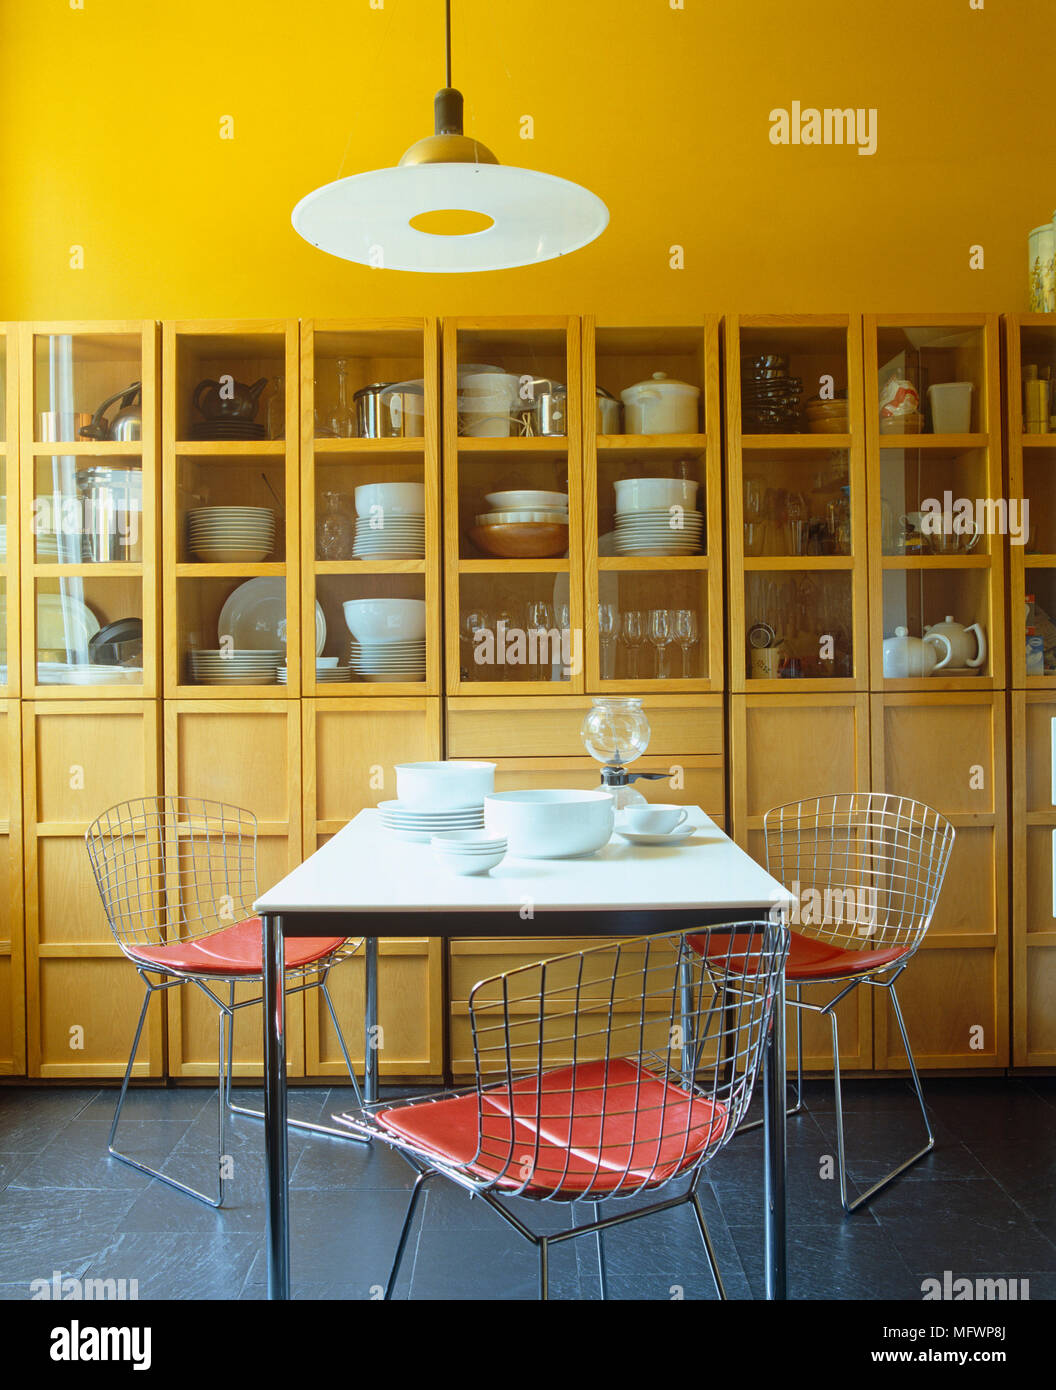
614 508 704 556
349 638 426 683
431 829 508 875
189 649 283 684
378 799 485 842
481 489 569 527
188 507 276 563
277 662 351 685
38 663 142 686
353 514 425 560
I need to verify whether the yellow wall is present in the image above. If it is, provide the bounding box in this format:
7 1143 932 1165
0 0 1050 319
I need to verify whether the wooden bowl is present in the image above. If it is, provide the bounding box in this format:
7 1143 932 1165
807 416 849 434
469 522 569 559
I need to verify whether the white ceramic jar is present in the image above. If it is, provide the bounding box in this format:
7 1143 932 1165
620 372 700 435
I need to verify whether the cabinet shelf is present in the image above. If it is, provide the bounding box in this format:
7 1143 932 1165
597 555 708 571
456 437 567 458
314 559 426 575
174 562 286 578
172 440 286 456
877 433 988 450
312 437 424 455
1021 435 1056 448
881 554 990 570
742 556 853 571
457 558 570 574
597 433 707 456
741 433 852 450
30 562 143 577
29 440 143 457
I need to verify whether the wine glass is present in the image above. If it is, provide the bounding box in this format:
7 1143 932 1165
527 599 554 681
675 608 700 678
621 610 643 679
598 601 618 680
648 608 672 679
461 608 489 680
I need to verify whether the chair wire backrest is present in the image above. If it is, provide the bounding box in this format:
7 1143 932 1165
763 792 955 955
464 924 788 1202
85 795 258 953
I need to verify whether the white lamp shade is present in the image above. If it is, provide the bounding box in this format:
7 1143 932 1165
291 162 609 273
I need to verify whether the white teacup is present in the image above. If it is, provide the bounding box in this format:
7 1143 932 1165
619 804 688 835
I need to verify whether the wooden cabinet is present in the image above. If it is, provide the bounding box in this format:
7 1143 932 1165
871 693 1009 1069
22 701 163 1077
1011 693 1056 1065
302 697 443 1079
1 324 21 701
0 703 24 1073
163 699 304 1076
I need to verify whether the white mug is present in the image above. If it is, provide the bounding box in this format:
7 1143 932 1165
619 804 688 835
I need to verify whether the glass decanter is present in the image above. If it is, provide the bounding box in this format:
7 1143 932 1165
328 358 356 438
315 491 354 561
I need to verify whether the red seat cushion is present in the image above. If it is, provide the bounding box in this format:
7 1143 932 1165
126 917 346 977
377 1058 727 1197
687 929 910 983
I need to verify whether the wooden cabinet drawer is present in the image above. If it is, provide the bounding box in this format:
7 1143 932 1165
447 695 723 759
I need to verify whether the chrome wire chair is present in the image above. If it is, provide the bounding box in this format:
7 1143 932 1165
335 923 789 1300
85 795 368 1209
698 792 954 1214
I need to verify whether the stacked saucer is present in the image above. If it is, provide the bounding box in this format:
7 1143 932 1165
378 799 485 842
188 507 276 562
353 514 425 560
614 509 704 556
189 649 282 684
348 638 426 682
190 420 267 441
277 659 351 685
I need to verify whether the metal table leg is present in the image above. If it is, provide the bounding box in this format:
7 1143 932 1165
263 913 289 1300
763 951 788 1301
364 935 379 1105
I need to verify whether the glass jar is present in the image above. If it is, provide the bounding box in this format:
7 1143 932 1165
315 491 354 561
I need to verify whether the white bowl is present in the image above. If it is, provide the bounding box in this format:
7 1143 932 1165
432 844 507 875
431 829 508 849
484 789 615 859
614 477 699 514
396 760 496 809
316 656 339 669
343 598 427 644
354 483 425 518
485 490 569 512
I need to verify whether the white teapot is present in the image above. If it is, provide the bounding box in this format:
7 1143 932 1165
882 626 953 678
923 616 986 670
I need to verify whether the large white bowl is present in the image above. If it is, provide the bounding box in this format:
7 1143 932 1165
395 760 496 809
614 477 699 514
354 483 425 518
484 789 615 859
342 598 427 644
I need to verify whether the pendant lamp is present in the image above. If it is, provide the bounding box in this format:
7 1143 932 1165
291 1 608 273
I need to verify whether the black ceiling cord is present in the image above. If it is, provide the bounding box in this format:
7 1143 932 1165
445 0 452 88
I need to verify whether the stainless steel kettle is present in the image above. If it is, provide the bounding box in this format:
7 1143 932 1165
80 382 142 442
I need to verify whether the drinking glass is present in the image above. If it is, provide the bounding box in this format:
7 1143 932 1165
675 608 700 677
461 608 489 681
495 606 519 682
315 490 354 561
313 379 337 439
598 601 618 680
648 608 672 679
621 610 643 679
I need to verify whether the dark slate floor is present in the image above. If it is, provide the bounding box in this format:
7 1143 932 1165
1 1077 1054 1300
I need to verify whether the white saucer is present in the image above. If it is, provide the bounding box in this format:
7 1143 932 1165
616 824 696 846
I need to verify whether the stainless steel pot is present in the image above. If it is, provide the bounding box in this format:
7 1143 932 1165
525 378 567 437
596 388 622 434
353 382 393 438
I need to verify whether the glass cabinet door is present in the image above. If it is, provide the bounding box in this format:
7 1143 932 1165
20 324 157 696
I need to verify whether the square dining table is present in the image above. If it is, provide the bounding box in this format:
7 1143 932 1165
256 806 795 1301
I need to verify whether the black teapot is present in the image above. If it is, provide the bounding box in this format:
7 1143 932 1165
192 376 268 422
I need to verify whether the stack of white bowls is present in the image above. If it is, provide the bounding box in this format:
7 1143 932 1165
614 477 703 556
353 483 425 560
431 829 508 875
190 649 282 684
379 759 496 841
343 597 427 682
187 507 276 562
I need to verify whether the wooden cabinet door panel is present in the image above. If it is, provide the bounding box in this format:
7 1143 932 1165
0 702 24 1073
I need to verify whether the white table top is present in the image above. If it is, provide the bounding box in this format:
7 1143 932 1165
255 808 794 919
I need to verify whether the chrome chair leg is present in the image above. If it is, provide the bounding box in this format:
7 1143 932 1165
790 985 805 1115
385 1170 433 1299
539 1236 549 1301
690 1179 726 1299
108 981 224 1208
828 983 935 1214
591 1201 607 1300
223 979 371 1145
